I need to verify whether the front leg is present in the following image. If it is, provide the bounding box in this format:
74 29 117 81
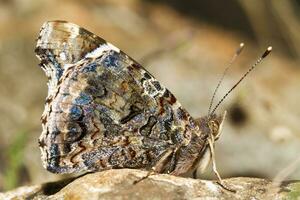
133 147 177 184
164 146 181 174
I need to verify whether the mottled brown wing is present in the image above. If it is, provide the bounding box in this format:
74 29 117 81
36 21 200 174
35 20 106 96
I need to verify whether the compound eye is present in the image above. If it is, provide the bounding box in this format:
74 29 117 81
209 120 220 137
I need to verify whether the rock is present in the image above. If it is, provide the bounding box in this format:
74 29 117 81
1 169 299 199
0 185 41 200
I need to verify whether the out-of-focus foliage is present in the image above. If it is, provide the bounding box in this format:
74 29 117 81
3 132 28 190
146 0 300 61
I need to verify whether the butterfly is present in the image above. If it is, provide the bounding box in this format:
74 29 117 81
35 21 271 185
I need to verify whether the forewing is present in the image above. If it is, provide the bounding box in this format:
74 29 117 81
37 21 199 174
35 20 106 95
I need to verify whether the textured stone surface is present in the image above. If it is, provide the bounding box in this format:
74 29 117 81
1 169 299 199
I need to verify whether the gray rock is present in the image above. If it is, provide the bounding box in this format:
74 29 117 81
1 169 299 199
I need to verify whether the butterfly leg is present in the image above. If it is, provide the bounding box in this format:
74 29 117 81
165 146 180 174
133 147 176 184
208 138 236 193
133 167 157 184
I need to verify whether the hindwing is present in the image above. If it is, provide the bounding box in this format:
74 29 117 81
36 21 200 173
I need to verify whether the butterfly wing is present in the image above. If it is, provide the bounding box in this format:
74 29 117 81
36 21 200 174
35 20 106 96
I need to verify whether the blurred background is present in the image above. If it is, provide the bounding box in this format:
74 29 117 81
0 0 299 191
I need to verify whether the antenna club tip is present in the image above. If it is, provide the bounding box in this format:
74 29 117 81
236 43 245 55
262 46 272 58
267 46 273 51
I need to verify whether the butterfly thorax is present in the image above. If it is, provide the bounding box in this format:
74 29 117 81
168 112 226 175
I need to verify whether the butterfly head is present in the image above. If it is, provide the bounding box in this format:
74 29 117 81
208 111 227 140
197 111 227 141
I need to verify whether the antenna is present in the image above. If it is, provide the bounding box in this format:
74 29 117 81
210 46 272 115
208 43 245 115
